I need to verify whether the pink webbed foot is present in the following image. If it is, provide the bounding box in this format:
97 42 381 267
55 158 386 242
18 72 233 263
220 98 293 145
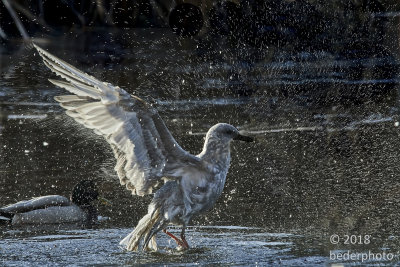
163 229 189 250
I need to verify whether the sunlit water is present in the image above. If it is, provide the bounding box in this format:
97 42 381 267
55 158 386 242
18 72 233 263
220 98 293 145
1 28 400 266
1 226 328 266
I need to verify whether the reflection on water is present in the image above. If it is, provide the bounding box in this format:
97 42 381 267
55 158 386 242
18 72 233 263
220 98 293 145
1 28 400 265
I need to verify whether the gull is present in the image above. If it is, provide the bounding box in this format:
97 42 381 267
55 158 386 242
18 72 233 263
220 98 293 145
33 44 254 251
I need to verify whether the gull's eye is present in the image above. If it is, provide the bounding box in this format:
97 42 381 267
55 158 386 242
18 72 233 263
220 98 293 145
225 129 235 135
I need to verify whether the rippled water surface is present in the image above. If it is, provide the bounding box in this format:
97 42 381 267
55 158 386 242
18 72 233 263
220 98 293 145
2 27 400 266
1 226 328 266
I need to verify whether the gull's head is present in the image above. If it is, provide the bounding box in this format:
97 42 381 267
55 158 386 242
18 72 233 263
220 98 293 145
206 123 254 144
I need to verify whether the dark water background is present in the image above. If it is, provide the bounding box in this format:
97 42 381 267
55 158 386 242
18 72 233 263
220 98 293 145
1 22 400 265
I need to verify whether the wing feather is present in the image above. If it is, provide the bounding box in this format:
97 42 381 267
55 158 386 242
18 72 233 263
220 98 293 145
55 95 90 103
49 79 101 99
34 44 201 195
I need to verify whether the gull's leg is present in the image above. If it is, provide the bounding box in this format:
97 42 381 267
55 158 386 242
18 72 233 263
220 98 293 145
143 220 163 251
180 226 189 249
163 229 185 247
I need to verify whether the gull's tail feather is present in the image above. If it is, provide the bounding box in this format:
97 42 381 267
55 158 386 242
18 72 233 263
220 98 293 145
120 208 160 251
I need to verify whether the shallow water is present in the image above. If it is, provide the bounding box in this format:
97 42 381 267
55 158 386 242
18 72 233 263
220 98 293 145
2 225 399 266
1 226 328 266
1 27 400 266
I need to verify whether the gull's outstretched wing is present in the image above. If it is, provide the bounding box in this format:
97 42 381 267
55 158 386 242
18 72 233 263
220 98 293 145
34 44 201 196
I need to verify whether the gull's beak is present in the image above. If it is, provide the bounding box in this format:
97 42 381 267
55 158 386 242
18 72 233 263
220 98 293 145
234 133 254 142
97 197 112 206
